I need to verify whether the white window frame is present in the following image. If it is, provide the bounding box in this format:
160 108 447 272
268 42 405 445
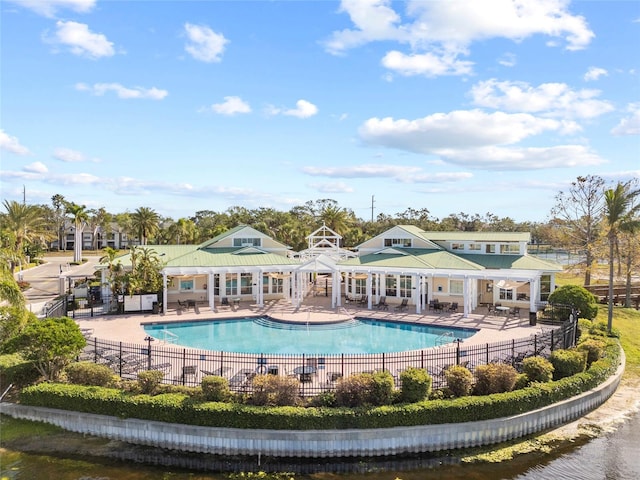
449 279 463 295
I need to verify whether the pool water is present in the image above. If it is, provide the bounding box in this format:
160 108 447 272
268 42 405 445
143 317 478 354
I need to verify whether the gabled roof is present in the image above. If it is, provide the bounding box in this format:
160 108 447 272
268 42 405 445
455 253 563 271
197 225 290 251
423 231 531 242
165 249 300 268
356 225 442 250
339 249 484 271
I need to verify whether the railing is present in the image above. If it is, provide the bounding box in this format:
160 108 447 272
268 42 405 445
79 317 578 396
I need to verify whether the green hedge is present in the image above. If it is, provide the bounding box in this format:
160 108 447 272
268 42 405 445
19 341 621 431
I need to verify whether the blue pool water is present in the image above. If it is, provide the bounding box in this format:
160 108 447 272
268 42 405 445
143 317 478 354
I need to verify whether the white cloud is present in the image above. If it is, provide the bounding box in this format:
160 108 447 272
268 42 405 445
584 66 608 81
184 23 228 63
9 0 95 18
53 147 85 162
47 20 115 59
498 52 517 67
437 145 605 170
359 109 571 152
381 50 473 77
24 162 48 173
309 182 355 193
324 0 594 77
208 96 251 115
469 79 614 119
75 82 168 100
611 103 640 136
267 99 318 119
304 164 473 184
0 129 31 155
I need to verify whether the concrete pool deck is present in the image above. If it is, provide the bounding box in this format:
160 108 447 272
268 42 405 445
76 295 542 348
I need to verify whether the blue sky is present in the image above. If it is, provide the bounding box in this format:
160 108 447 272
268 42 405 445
1 0 639 223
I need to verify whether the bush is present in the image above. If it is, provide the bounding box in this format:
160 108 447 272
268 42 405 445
137 370 164 395
521 356 554 384
577 338 606 367
513 373 529 390
0 353 40 388
335 373 373 407
250 375 299 406
369 371 395 406
65 361 116 387
308 391 336 407
547 284 598 320
201 375 231 402
549 349 587 380
399 367 432 403
474 363 518 395
444 365 473 397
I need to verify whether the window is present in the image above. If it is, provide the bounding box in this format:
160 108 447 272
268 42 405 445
499 288 513 300
240 273 252 294
399 275 412 297
385 276 397 297
485 244 496 253
540 274 551 302
500 244 520 254
179 279 194 291
225 274 237 296
451 243 464 250
214 275 220 295
469 243 481 251
384 238 411 247
233 237 261 247
355 277 367 295
449 279 463 295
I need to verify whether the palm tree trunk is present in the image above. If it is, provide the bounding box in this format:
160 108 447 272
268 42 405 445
607 233 614 332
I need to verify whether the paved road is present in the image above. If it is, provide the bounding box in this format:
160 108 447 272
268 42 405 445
16 256 102 314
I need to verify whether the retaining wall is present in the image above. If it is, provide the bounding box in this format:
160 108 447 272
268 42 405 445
0 351 624 458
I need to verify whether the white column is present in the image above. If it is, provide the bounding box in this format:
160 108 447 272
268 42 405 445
413 274 420 314
366 273 372 309
162 272 168 313
208 272 215 310
220 273 227 302
530 276 540 313
463 277 473 318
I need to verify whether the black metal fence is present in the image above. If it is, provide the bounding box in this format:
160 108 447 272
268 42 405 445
79 317 577 396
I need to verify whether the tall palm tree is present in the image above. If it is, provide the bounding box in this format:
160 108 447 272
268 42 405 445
65 202 89 263
1 200 47 269
603 181 640 332
131 207 160 245
0 247 25 306
166 218 198 244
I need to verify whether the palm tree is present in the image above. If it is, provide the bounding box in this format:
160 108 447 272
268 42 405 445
0 247 25 306
603 181 640 332
1 200 48 269
131 207 160 245
65 202 89 263
166 218 198 244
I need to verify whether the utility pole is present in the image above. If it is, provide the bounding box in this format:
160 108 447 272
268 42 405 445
371 195 375 223
23 185 26 205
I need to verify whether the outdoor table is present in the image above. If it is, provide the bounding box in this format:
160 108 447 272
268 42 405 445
232 297 240 306
293 365 317 382
495 306 510 315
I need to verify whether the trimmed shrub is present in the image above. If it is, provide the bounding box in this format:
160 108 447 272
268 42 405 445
444 365 473 397
577 338 606 367
474 363 518 395
0 353 40 388
201 375 231 402
514 373 529 390
250 375 299 406
65 361 117 387
521 356 554 384
399 367 432 403
137 370 164 395
335 373 373 407
308 391 336 407
369 370 395 406
547 284 598 320
549 349 587 380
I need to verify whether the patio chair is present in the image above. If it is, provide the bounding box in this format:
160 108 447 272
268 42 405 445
395 298 409 311
358 295 368 306
374 296 388 310
220 297 230 307
448 302 459 313
510 306 521 317
174 365 198 384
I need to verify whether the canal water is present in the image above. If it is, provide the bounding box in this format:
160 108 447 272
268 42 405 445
2 411 639 480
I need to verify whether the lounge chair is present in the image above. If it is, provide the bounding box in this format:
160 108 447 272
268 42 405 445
358 295 368 307
374 296 388 310
174 365 198 384
395 298 409 311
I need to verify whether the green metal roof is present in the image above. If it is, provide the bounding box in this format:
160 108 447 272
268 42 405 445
422 231 531 242
455 253 563 271
339 249 484 271
165 248 300 268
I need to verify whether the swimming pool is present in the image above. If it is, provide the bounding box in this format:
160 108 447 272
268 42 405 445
143 317 478 354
